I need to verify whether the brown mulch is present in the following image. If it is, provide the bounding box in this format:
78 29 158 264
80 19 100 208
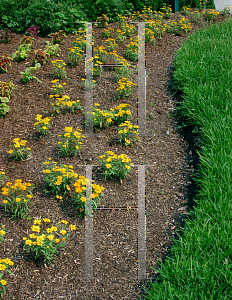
0 9 231 300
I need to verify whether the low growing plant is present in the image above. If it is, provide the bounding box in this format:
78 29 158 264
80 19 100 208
117 121 140 146
99 151 133 183
105 38 118 51
44 41 60 57
51 60 67 79
8 138 32 161
50 94 83 115
34 115 52 136
25 26 39 40
72 176 104 217
23 218 76 264
58 127 85 157
32 49 50 66
20 63 41 83
0 225 8 244
116 77 137 99
50 79 66 96
42 160 78 196
12 44 32 61
0 97 10 118
113 103 132 125
0 81 15 99
48 30 67 44
0 171 8 187
0 258 14 299
0 55 13 73
0 30 14 43
20 35 34 45
67 47 84 66
125 37 138 61
1 179 34 219
85 103 114 129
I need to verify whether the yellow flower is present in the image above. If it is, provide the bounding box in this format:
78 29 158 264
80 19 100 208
55 238 60 243
61 220 68 224
60 229 67 235
8 149 13 154
34 219 42 225
125 165 131 170
26 194 33 198
69 224 76 230
15 198 21 202
47 234 54 240
0 264 6 271
0 230 6 235
25 239 32 246
0 279 7 286
31 225 41 233
106 164 111 169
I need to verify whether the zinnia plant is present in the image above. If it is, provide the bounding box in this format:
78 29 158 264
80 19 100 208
8 138 31 160
42 160 78 196
72 175 104 217
0 258 14 299
67 47 84 66
117 121 140 146
0 171 7 187
99 151 133 183
116 77 137 99
34 115 52 136
51 60 67 79
1 179 34 219
23 218 76 264
58 127 85 156
0 225 7 244
50 94 83 115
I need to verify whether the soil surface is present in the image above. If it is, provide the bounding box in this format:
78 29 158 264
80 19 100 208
0 9 230 300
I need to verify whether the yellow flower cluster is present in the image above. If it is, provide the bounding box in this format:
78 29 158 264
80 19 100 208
23 218 76 248
73 176 104 202
105 38 118 51
1 179 32 197
50 94 82 114
118 121 140 146
8 138 31 157
34 115 52 132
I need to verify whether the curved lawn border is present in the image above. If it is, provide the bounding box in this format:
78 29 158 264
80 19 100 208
143 17 232 299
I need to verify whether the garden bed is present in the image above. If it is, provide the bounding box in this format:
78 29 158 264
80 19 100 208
0 8 230 299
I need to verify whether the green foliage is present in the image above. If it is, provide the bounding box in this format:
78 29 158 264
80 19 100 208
0 97 10 117
12 44 32 61
20 63 42 83
179 0 215 10
0 0 172 36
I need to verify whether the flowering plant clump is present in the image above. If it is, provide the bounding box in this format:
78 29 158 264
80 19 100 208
25 26 39 40
72 176 104 217
0 171 8 187
72 35 86 51
67 46 84 66
0 30 14 43
182 6 192 16
191 10 202 22
166 18 192 35
105 38 118 51
113 103 132 125
92 56 103 77
50 79 66 96
117 121 140 146
32 49 50 66
0 225 8 244
0 258 14 298
0 55 12 73
145 20 166 39
204 9 220 21
145 27 156 43
1 179 34 219
114 65 134 82
222 5 232 15
34 115 52 136
51 60 67 79
23 218 76 264
58 127 85 157
8 138 31 161
102 27 114 38
117 14 126 25
50 94 83 115
120 23 135 37
42 160 78 196
159 5 173 18
93 46 107 63
86 103 114 129
99 151 133 183
116 77 137 99
125 37 138 61
115 29 127 43
48 30 67 44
